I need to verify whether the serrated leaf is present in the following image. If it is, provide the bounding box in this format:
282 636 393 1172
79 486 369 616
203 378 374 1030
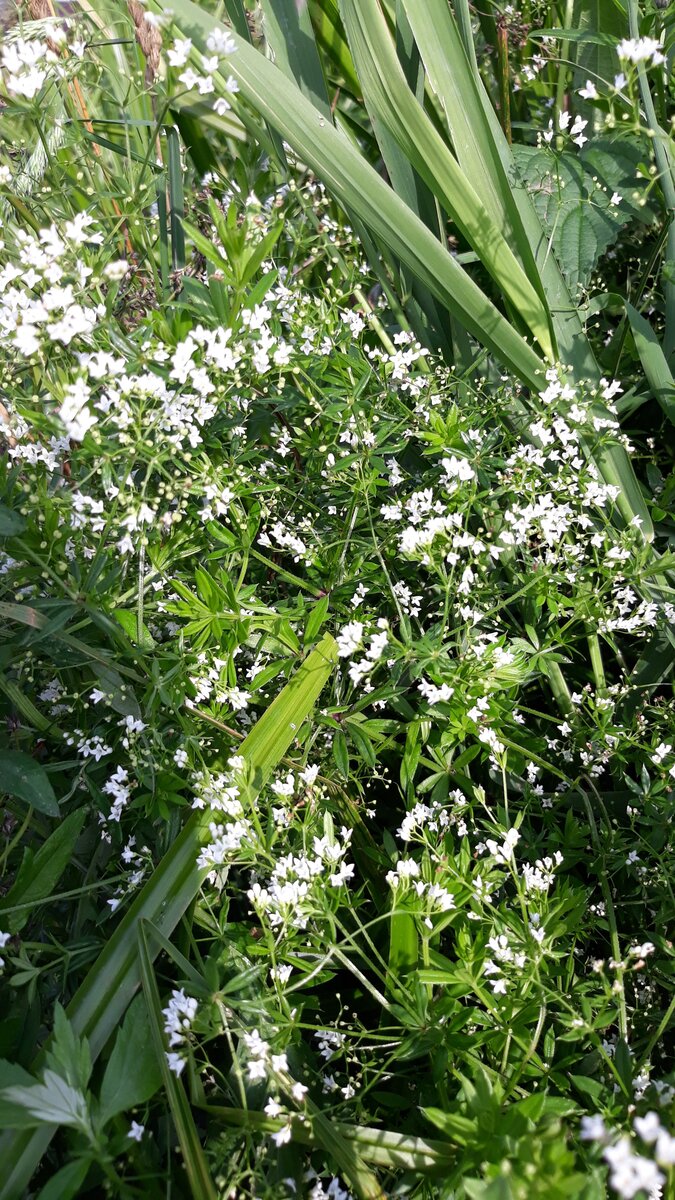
1 1072 89 1132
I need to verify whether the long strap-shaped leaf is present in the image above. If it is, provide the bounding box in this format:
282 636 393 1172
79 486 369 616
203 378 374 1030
260 0 332 118
155 0 547 391
400 0 598 380
0 634 337 1200
339 0 555 361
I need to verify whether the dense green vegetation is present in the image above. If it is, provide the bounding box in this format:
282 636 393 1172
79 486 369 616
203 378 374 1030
0 1 674 1197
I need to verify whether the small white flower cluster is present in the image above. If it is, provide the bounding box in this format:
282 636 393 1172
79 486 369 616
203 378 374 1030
581 1109 675 1199
163 988 199 1076
66 730 112 762
247 827 354 931
521 852 564 893
240 1028 308 1146
418 678 454 705
482 827 520 865
652 741 675 779
194 758 253 880
616 37 665 68
1 35 59 100
542 110 588 148
0 217 103 361
386 859 456 927
106 838 149 913
397 797 458 842
166 32 238 113
483 932 527 995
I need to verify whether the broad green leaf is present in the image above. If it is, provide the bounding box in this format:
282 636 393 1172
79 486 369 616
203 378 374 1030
1 752 59 818
45 1006 91 1094
99 996 162 1125
157 0 546 391
0 504 25 537
113 609 156 650
0 634 337 1199
513 143 652 296
0 810 86 935
35 1159 90 1200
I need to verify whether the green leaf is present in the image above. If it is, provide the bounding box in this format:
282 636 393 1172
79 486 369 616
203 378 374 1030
113 610 156 650
0 752 59 818
512 145 636 296
0 504 26 537
420 1106 477 1146
304 594 330 644
99 996 162 1126
34 1160 90 1200
1 1072 89 1133
45 1006 91 1094
333 730 350 777
0 811 86 934
399 0 596 376
260 0 331 117
340 0 555 359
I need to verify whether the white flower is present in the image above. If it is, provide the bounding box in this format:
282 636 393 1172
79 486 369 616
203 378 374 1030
0 929 10 971
168 38 192 67
656 1130 675 1166
418 679 454 705
127 1121 145 1142
104 259 129 281
633 1111 661 1144
166 1052 186 1076
206 29 237 56
272 1120 293 1146
578 80 598 100
247 1058 267 1081
580 1114 607 1141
